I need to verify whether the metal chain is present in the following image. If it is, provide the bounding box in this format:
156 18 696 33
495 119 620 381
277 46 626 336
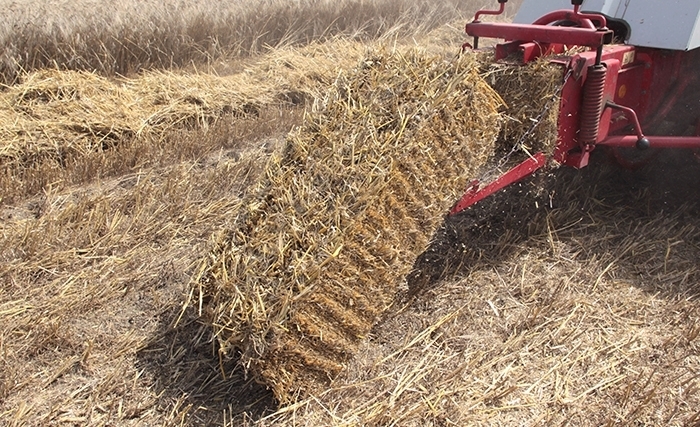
479 68 573 182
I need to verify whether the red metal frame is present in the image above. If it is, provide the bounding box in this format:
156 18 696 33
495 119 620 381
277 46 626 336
449 153 547 215
467 23 612 49
532 7 605 29
449 1 700 216
473 1 506 22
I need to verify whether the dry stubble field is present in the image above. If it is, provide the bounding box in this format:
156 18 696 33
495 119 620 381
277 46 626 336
1 0 699 426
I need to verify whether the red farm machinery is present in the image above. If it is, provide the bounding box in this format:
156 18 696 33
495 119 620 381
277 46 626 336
450 0 700 215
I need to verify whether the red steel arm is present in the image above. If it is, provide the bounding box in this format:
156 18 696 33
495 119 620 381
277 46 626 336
466 22 612 48
449 152 548 216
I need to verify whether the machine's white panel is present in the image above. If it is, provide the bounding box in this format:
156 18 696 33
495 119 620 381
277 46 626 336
513 0 622 24
691 13 700 50
620 0 700 50
512 0 700 50
513 0 571 25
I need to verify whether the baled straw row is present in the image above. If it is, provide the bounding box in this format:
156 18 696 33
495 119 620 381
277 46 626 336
195 46 564 403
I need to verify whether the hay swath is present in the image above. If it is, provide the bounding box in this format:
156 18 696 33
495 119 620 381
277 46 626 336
451 0 700 214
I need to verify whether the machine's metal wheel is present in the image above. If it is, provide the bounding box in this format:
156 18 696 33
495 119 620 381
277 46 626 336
605 146 660 170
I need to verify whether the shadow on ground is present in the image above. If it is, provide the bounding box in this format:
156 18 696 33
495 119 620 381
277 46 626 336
136 307 276 425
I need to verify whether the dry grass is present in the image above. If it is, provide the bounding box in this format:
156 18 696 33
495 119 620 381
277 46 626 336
0 128 278 424
0 0 481 85
4 132 699 425
1 0 698 425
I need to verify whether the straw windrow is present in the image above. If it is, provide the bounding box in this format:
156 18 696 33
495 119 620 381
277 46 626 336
0 40 372 204
0 69 268 167
0 41 366 169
